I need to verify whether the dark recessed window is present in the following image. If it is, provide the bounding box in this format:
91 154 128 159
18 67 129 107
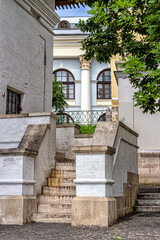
6 89 21 114
97 69 111 99
58 21 70 29
53 69 75 99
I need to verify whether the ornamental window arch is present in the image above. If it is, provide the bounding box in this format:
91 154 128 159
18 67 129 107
53 69 75 99
97 69 111 99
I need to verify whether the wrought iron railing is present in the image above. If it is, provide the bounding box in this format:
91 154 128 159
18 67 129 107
56 110 108 125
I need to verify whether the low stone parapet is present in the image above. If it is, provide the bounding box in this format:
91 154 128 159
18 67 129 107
56 124 80 159
72 121 139 227
0 113 57 224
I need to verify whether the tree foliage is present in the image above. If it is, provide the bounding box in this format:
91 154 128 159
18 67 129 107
52 80 68 112
78 0 160 113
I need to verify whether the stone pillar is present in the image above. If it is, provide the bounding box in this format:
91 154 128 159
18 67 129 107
72 145 117 227
79 56 92 111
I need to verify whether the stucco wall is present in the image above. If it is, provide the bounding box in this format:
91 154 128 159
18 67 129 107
0 113 54 149
0 0 58 114
118 76 160 152
117 73 160 184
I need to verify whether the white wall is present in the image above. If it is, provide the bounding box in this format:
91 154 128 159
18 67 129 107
91 59 110 81
118 75 160 151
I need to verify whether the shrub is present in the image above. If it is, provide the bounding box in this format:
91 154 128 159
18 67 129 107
78 124 96 134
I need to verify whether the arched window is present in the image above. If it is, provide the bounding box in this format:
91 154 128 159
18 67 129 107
58 21 70 29
97 69 111 99
53 69 75 99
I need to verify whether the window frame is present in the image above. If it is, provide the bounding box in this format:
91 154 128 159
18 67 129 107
97 69 111 100
53 69 75 100
6 88 21 114
58 20 71 29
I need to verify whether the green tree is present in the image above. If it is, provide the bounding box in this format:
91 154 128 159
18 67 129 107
52 80 68 112
78 0 160 114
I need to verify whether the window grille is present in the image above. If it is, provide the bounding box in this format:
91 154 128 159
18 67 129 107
6 89 21 114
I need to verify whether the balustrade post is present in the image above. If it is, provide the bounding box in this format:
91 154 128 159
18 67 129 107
72 145 117 227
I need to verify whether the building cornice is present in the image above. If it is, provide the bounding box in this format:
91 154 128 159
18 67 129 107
14 0 60 33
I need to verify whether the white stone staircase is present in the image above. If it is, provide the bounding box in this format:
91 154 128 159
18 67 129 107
32 154 76 223
136 185 160 212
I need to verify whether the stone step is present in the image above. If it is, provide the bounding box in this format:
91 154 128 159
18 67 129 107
137 193 160 199
38 203 72 214
51 170 76 179
32 213 71 223
139 186 160 193
38 195 74 205
56 152 65 158
55 162 75 171
137 198 160 206
42 186 76 196
55 156 75 164
136 206 160 213
47 177 75 187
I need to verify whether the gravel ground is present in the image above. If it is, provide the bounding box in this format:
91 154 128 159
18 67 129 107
0 213 160 240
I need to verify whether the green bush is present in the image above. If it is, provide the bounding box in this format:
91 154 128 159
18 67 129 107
78 124 96 135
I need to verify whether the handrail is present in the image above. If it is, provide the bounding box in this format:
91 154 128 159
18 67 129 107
55 110 109 124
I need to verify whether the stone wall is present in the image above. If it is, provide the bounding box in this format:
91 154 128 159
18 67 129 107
116 172 139 218
0 0 59 114
72 121 139 227
138 153 160 185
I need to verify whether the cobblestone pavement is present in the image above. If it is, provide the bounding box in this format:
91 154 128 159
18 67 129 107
0 213 160 240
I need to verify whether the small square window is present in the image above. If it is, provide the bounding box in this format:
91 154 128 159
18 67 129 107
6 89 21 114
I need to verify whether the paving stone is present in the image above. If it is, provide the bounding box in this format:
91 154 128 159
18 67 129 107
0 213 160 240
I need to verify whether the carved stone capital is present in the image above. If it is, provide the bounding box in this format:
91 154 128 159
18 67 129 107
79 56 92 70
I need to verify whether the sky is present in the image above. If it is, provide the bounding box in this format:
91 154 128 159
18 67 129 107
56 5 91 17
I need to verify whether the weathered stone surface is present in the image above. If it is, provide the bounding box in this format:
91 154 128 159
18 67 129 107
18 124 48 151
136 185 160 213
72 197 117 227
115 172 139 218
138 153 160 184
0 196 37 225
32 157 76 223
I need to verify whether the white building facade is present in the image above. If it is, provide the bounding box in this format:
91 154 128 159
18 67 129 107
53 17 119 120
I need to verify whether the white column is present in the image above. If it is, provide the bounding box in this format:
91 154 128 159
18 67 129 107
79 56 92 111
